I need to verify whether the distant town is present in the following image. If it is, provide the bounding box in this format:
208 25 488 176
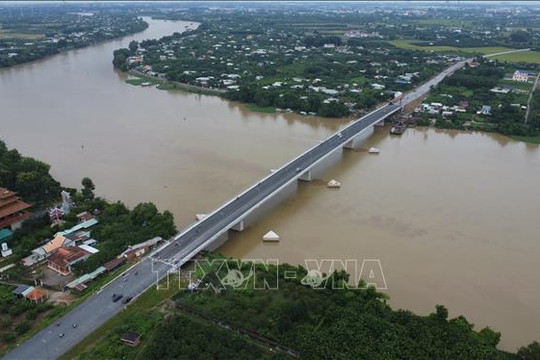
0 5 147 67
113 6 539 140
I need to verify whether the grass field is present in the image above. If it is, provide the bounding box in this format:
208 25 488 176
0 29 45 40
491 51 540 64
510 135 540 144
246 103 276 113
411 19 474 27
389 40 513 55
156 83 176 90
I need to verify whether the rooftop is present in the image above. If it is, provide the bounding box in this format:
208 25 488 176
12 284 30 296
0 228 12 242
48 246 90 268
121 331 141 346
0 187 32 228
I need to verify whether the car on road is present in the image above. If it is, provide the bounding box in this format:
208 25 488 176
59 333 64 338
112 293 123 302
122 296 133 304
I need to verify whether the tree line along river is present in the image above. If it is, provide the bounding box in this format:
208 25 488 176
0 17 539 351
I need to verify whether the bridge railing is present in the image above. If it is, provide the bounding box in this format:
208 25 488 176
170 103 401 249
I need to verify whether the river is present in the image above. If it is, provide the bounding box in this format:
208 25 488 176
1 17 539 351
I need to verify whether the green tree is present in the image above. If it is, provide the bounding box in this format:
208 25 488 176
81 177 95 200
128 40 138 53
476 327 501 347
518 342 540 360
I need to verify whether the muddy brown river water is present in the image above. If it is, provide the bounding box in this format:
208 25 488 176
1 17 539 350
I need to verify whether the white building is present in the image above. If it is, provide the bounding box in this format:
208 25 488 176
512 70 529 82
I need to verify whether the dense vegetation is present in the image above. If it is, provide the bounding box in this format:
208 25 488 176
0 140 61 205
0 284 55 350
0 4 147 67
9 214 55 261
140 315 278 360
113 9 449 118
70 197 177 274
419 59 539 137
124 258 540 360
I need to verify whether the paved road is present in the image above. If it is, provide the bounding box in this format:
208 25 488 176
3 61 464 360
3 105 400 360
401 60 467 105
483 48 531 58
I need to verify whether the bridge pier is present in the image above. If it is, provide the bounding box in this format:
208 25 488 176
201 106 402 252
298 170 312 182
223 180 298 238
204 232 229 251
298 146 343 182
344 124 375 150
231 220 245 232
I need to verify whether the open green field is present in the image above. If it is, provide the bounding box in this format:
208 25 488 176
511 135 540 144
500 79 534 92
491 51 540 64
389 40 513 55
245 103 276 113
411 19 474 27
0 29 45 40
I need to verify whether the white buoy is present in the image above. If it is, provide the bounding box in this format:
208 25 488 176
195 214 208 221
327 179 341 188
263 231 280 242
368 147 380 154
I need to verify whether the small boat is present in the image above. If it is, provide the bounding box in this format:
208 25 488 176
327 179 341 188
263 231 280 242
368 147 380 154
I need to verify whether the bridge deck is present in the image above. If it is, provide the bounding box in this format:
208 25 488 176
5 61 468 360
156 103 402 265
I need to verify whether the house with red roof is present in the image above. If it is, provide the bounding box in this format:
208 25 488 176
47 246 92 276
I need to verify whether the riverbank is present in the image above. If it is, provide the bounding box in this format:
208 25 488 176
129 66 540 146
245 103 277 113
127 70 225 96
510 134 540 144
0 12 148 69
2 15 540 351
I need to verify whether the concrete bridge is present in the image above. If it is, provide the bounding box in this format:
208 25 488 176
154 103 402 267
3 105 403 360
4 60 467 360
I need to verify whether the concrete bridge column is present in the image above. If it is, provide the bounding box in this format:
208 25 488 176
231 220 245 232
298 170 312 182
298 146 343 181
344 125 375 150
204 232 229 251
